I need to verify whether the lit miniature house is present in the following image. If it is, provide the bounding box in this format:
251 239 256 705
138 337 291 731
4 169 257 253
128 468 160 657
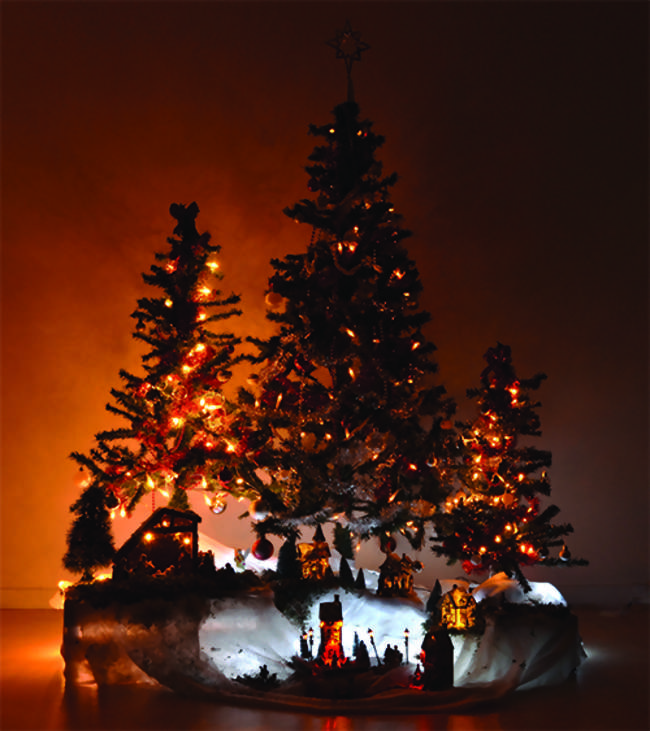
297 525 331 581
377 552 422 597
112 508 201 580
440 584 478 631
318 594 345 667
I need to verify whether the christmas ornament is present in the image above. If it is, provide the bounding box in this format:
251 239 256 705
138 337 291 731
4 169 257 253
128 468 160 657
249 498 270 522
265 291 285 310
219 467 233 484
105 491 120 510
380 535 396 554
74 468 91 489
209 495 227 515
252 536 274 561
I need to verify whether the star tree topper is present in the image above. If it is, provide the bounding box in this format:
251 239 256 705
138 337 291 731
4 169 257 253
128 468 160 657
327 21 370 101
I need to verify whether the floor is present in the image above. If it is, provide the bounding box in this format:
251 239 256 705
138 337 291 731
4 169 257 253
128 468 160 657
0 604 647 731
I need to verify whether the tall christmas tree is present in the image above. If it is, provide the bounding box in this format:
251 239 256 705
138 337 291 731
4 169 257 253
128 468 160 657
64 202 257 577
239 24 455 550
431 343 586 590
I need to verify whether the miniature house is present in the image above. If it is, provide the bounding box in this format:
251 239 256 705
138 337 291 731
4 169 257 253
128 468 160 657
318 594 345 667
112 508 201 580
420 627 454 690
377 552 422 597
297 539 331 581
440 584 478 630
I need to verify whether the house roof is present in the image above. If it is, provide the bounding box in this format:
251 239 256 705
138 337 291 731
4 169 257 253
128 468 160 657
114 507 202 561
319 594 343 622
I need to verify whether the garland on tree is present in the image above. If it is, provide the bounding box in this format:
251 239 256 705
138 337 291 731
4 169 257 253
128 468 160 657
431 343 587 590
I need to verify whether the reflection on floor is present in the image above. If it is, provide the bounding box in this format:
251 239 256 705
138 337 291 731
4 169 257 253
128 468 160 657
0 604 647 730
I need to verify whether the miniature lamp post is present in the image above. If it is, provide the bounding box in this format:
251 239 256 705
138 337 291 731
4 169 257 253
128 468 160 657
368 628 381 666
404 628 410 664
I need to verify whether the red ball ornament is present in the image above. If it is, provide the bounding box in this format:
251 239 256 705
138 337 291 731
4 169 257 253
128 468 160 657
252 536 274 561
380 535 396 554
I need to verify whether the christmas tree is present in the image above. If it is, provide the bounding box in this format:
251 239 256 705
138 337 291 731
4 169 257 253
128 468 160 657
239 25 455 550
431 343 586 590
65 202 257 577
63 483 115 581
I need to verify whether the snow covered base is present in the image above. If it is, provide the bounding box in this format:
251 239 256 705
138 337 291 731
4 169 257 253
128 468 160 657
61 573 585 712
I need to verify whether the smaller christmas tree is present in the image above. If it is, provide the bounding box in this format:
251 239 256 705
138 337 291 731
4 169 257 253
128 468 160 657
63 483 115 581
431 343 586 590
65 202 259 578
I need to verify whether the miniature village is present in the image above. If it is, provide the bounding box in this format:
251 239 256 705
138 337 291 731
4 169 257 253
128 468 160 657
59 24 587 711
61 505 583 709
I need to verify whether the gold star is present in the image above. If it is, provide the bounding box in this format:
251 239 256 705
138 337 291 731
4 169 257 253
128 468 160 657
327 21 370 77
